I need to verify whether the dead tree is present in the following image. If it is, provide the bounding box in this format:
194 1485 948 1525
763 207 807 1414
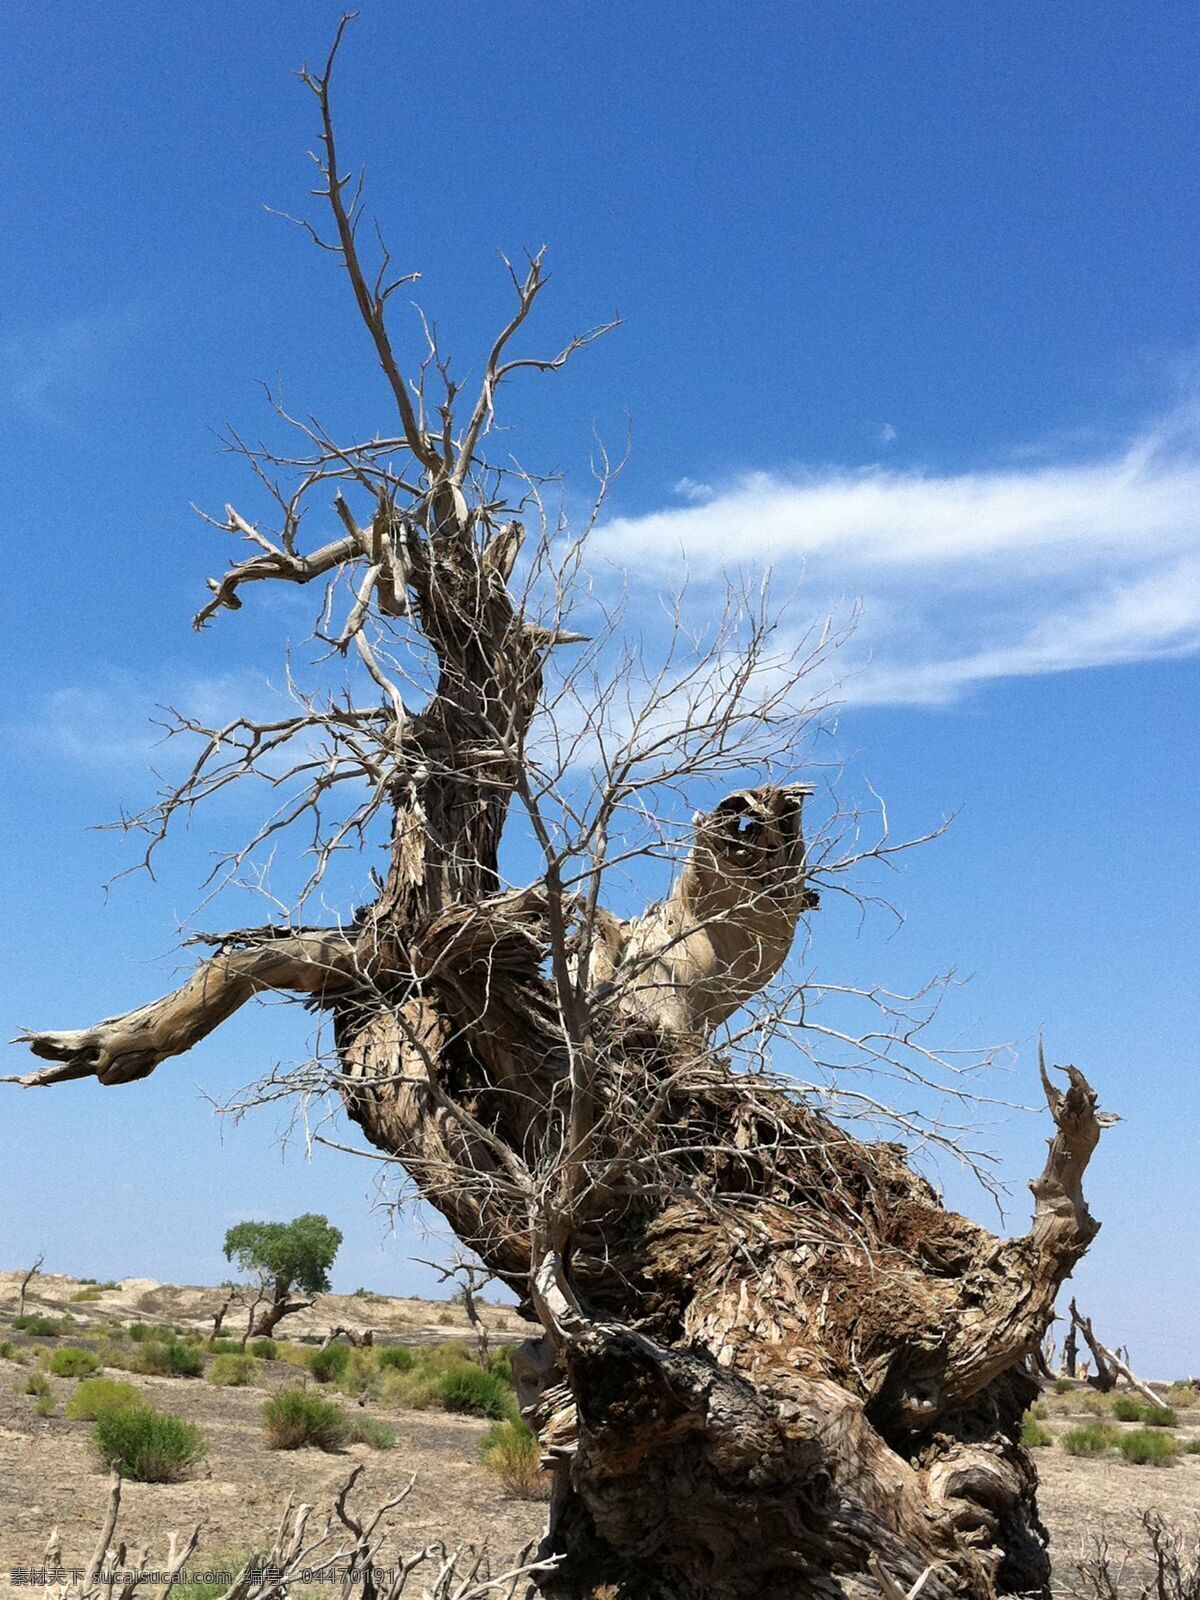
1061 1317 1079 1379
1068 1300 1160 1409
7 20 1117 1600
41 1467 552 1600
416 1252 497 1367
17 1251 45 1318
1068 1298 1118 1392
211 1283 244 1340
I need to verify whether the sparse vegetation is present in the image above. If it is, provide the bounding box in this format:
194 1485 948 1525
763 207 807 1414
1118 1428 1179 1466
1142 1404 1179 1427
479 1417 549 1499
436 1364 513 1420
1061 1422 1120 1456
377 1345 416 1371
261 1386 350 1451
206 1352 258 1387
206 1336 244 1356
66 1378 142 1420
121 1336 204 1378
170 1553 257 1600
308 1342 353 1384
22 1371 51 1398
47 1346 101 1378
11 1314 69 1336
69 1287 102 1302
1111 1397 1178 1426
92 1404 208 1482
1021 1412 1054 1448
336 1347 384 1402
379 1366 442 1411
345 1413 396 1450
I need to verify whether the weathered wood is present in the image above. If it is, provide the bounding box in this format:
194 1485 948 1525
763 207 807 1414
8 22 1114 1595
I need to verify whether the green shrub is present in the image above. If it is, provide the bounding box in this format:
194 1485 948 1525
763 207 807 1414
1061 1422 1119 1456
35 1388 56 1417
128 1338 203 1378
345 1414 396 1450
24 1371 51 1398
66 1378 142 1421
1053 1377 1072 1394
489 1346 514 1385
12 1314 68 1337
1021 1413 1053 1448
415 1340 471 1371
1079 1390 1116 1416
308 1343 352 1384
1142 1405 1178 1428
261 1387 349 1451
377 1346 416 1372
249 1338 278 1360
437 1310 454 1326
99 1281 119 1292
0 1340 15 1360
92 1405 207 1482
207 1353 258 1387
274 1341 309 1368
379 1367 442 1411
70 1288 102 1303
47 1346 101 1378
1113 1396 1143 1422
336 1348 383 1401
479 1417 549 1499
436 1365 513 1420
206 1337 243 1356
126 1322 157 1342
1182 1439 1200 1455
1119 1428 1178 1466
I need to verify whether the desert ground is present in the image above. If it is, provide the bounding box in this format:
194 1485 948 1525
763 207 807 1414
0 1271 1196 1596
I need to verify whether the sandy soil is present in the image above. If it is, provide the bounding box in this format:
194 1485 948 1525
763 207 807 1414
1 1274 1197 1595
0 1356 546 1593
0 1270 538 1348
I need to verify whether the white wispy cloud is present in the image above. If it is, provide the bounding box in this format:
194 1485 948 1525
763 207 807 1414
593 408 1200 705
2 304 144 424
26 672 284 771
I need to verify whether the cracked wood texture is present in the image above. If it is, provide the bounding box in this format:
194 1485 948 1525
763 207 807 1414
12 491 1109 1597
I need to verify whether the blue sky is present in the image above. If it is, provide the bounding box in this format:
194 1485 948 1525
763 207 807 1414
1 4 1197 1374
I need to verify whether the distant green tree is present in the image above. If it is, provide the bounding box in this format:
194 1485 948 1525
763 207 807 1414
223 1213 342 1343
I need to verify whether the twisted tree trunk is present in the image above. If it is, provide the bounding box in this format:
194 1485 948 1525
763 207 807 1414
13 530 1110 1596
6 24 1114 1591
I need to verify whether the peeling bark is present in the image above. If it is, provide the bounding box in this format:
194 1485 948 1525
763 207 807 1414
9 43 1115 1591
